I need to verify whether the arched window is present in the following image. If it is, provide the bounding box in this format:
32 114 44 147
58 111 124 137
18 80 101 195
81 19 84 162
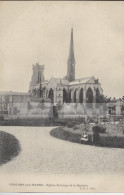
63 88 68 103
86 87 93 108
69 90 72 103
96 88 100 103
79 88 83 103
74 89 77 103
48 88 54 102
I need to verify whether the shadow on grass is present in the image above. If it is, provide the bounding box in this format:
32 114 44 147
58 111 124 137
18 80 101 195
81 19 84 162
0 131 21 165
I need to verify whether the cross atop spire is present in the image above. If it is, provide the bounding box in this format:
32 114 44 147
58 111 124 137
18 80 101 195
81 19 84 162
67 28 75 82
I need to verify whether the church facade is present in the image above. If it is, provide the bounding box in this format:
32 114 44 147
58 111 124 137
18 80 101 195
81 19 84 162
29 29 103 106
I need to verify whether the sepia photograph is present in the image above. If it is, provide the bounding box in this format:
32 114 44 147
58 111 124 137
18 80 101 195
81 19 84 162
0 1 124 193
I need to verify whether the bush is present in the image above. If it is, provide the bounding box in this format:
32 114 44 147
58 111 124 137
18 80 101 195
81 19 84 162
66 121 73 128
73 125 79 130
50 127 81 143
50 127 124 148
0 131 21 165
66 121 77 128
66 118 84 128
100 134 124 148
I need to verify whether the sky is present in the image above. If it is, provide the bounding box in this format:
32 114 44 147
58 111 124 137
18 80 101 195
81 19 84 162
0 1 124 98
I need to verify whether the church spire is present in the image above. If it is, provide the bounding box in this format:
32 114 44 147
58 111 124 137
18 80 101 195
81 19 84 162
69 28 75 60
67 28 75 82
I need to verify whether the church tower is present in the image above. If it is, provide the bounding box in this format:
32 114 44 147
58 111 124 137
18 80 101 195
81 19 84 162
29 62 45 92
67 28 75 82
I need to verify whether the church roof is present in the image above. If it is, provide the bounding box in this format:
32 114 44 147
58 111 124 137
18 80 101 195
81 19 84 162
47 77 69 87
46 76 100 88
68 76 94 86
60 79 69 85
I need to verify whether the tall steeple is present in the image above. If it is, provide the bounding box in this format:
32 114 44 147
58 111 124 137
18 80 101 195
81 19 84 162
67 28 75 82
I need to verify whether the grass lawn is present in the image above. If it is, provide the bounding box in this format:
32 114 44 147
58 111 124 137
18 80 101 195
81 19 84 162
50 125 124 148
0 131 21 165
50 126 81 144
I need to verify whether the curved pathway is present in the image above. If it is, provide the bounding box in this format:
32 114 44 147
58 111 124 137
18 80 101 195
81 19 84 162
0 126 124 175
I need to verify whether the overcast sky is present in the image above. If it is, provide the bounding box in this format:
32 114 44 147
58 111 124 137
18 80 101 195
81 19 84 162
0 1 124 98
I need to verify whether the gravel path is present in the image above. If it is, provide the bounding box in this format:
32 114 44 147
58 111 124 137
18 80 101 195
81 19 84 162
0 126 124 175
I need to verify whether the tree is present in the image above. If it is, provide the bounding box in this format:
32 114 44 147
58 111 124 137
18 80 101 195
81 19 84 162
96 94 111 103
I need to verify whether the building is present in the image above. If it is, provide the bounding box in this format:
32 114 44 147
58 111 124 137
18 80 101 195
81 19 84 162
108 98 124 115
29 63 45 94
0 91 29 116
29 29 103 106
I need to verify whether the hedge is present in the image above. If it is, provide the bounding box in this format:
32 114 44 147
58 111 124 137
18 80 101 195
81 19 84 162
0 131 21 165
50 127 124 148
50 127 81 143
100 133 124 148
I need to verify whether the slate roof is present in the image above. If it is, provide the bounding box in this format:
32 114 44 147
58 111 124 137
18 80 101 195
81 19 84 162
68 76 94 86
47 77 69 86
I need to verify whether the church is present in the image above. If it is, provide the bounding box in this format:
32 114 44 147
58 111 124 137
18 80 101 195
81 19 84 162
29 29 103 106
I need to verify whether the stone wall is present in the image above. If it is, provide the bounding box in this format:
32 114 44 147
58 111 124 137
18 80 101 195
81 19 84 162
8 102 53 118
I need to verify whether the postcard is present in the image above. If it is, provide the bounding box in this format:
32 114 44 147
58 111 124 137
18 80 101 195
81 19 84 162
0 1 124 193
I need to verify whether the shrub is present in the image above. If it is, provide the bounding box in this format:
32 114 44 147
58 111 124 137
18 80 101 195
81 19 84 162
50 127 124 148
50 127 81 143
73 125 79 130
100 134 124 148
66 121 74 128
66 118 84 128
0 115 4 121
0 131 21 165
